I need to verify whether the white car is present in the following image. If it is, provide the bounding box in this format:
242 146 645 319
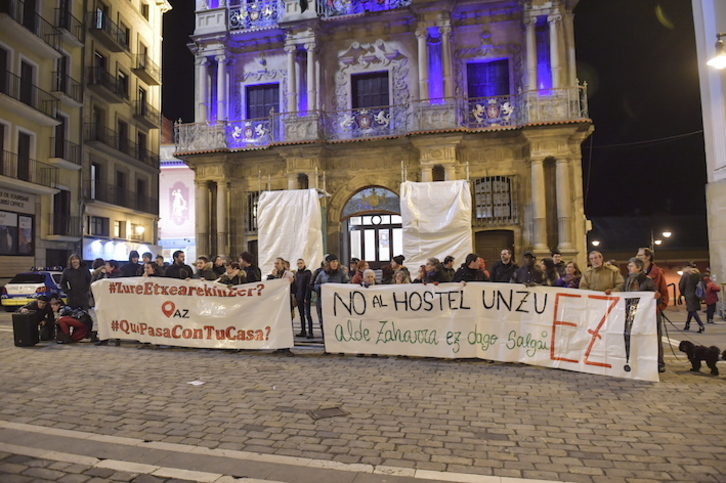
1 270 67 311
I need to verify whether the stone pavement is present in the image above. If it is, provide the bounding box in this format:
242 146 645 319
0 307 724 483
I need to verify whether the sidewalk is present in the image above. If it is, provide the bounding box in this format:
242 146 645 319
0 309 725 483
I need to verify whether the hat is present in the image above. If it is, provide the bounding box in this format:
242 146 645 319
523 251 535 258
129 250 140 259
392 255 405 265
36 295 50 303
326 253 339 262
350 257 360 264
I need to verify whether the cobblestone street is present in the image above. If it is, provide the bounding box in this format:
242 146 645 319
0 308 724 483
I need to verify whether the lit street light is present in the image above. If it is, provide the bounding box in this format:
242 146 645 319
650 230 672 252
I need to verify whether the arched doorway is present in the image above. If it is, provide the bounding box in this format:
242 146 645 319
341 186 401 270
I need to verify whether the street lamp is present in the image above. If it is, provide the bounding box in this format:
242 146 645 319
591 240 600 247
650 230 671 251
707 33 726 69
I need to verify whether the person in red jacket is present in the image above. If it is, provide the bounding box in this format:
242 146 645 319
636 248 669 373
702 273 722 324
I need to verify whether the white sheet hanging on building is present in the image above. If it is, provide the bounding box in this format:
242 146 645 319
257 189 324 277
400 180 473 269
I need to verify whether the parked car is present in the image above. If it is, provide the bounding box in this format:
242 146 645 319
1 270 67 311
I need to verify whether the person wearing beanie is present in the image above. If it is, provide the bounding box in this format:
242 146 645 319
120 250 141 277
381 254 406 284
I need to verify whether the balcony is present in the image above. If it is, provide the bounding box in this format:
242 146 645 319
0 0 61 55
134 101 160 129
316 0 412 19
51 71 83 107
175 86 590 154
132 54 161 86
49 137 81 169
0 71 60 126
48 213 82 238
86 67 126 103
54 7 84 46
229 0 281 31
0 150 58 192
85 124 159 169
87 10 129 52
84 179 158 215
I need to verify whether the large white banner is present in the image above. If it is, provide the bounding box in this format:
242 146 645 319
93 278 294 349
321 283 659 381
400 180 473 268
257 189 323 277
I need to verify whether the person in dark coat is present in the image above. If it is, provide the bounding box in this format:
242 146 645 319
19 295 54 340
60 254 92 309
312 254 349 337
294 259 314 338
453 254 489 283
441 255 456 282
119 251 141 277
679 262 705 332
193 256 218 280
511 251 544 286
490 248 518 283
239 251 261 283
165 250 194 279
212 255 228 277
217 262 247 285
381 255 405 284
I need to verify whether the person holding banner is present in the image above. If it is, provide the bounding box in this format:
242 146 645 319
579 251 623 295
239 252 261 283
453 254 489 283
441 256 456 282
217 262 247 285
313 254 349 337
636 247 669 372
490 249 518 282
381 255 406 284
165 251 194 279
511 251 544 286
361 269 377 287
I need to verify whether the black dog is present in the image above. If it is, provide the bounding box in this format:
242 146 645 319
679 341 720 375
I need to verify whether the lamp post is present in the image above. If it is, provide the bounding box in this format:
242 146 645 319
707 33 726 69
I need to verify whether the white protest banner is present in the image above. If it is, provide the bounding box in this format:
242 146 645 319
93 278 294 349
321 283 659 381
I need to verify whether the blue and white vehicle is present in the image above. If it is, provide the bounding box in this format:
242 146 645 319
1 270 67 311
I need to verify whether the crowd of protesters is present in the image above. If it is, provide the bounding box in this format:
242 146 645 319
19 246 720 372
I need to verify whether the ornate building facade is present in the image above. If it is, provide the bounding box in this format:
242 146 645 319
175 0 592 267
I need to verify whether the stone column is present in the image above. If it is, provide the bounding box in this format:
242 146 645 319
285 44 297 112
216 180 229 256
416 27 429 100
305 43 316 111
440 25 453 98
556 158 573 249
421 168 432 182
525 17 537 90
444 164 456 181
530 158 548 250
215 54 227 120
196 57 209 122
196 180 210 257
548 13 562 88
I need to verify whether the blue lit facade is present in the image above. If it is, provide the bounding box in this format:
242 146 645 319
176 0 592 268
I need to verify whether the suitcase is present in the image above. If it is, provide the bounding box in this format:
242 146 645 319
12 311 40 347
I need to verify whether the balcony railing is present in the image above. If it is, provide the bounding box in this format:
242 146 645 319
132 54 161 85
229 0 281 30
316 0 412 19
54 6 84 44
50 137 81 165
0 150 58 188
86 66 126 101
0 0 61 51
87 9 129 52
134 100 160 127
85 124 159 168
83 179 158 214
175 87 590 154
0 71 59 119
51 71 83 104
49 213 81 237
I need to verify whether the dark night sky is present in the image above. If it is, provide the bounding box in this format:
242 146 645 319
161 0 707 219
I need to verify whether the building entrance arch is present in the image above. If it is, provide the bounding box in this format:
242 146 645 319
340 186 401 270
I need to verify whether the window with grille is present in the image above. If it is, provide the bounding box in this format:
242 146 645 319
473 176 515 220
246 84 279 118
246 191 260 232
466 60 510 98
352 72 389 108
